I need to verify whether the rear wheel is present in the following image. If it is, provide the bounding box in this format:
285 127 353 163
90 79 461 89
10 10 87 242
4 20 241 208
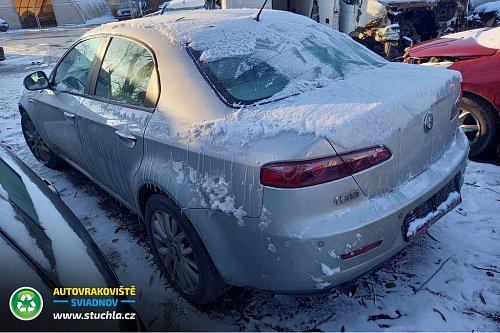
459 95 498 157
145 194 229 305
21 112 65 169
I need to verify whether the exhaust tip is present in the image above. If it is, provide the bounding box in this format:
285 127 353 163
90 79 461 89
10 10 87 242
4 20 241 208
336 282 357 298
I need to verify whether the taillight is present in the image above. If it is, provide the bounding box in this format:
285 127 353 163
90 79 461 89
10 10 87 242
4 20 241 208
450 93 461 120
260 146 391 188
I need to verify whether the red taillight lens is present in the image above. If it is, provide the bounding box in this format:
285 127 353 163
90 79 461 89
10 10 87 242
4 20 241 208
260 146 392 188
340 239 383 260
450 93 461 120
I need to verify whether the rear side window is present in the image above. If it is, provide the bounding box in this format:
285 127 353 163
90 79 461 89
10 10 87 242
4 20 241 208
95 38 154 107
54 38 102 93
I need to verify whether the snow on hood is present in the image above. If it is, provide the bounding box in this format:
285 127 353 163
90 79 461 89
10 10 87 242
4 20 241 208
443 27 500 49
476 26 500 49
179 62 460 150
103 9 460 149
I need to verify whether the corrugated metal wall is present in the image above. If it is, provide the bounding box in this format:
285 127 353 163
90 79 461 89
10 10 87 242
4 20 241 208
0 0 112 29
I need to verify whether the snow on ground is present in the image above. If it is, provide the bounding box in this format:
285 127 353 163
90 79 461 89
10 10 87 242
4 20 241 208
0 27 499 331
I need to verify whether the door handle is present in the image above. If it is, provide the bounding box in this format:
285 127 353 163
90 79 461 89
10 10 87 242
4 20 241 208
28 98 35 103
63 111 75 124
115 130 137 149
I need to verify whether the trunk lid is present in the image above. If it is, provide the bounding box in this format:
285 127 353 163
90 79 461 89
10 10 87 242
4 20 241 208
328 73 461 198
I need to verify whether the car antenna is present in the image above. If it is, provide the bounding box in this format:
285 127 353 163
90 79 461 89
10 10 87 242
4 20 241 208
253 0 268 22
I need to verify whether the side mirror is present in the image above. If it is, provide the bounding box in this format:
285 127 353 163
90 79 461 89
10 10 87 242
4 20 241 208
23 71 49 91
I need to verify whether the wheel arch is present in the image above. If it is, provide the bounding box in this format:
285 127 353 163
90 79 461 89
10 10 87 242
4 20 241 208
19 104 27 115
462 90 500 117
461 91 500 156
136 182 246 286
136 182 177 221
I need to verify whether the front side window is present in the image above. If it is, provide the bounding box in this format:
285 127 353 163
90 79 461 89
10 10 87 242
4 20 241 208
54 38 102 93
95 38 154 107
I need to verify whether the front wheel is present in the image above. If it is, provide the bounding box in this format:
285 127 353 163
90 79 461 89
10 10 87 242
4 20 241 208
145 194 229 305
21 112 65 169
459 96 498 157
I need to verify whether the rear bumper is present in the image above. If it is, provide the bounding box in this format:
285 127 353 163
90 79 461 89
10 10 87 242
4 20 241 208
186 130 469 292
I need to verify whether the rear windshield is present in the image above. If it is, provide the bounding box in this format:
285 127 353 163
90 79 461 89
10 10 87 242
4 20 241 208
189 24 386 106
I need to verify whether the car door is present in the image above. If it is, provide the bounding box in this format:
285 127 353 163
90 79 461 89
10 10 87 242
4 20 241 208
75 36 159 207
32 37 103 169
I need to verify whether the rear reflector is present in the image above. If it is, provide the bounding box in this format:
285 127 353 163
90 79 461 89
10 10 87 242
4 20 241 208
450 93 461 120
340 239 383 260
260 146 391 188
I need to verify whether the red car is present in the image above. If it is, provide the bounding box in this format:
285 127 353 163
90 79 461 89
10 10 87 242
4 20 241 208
405 27 500 157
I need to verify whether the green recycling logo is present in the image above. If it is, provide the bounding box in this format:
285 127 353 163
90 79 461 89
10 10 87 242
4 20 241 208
9 287 43 321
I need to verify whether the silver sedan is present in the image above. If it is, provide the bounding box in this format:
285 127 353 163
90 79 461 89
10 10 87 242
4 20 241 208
19 9 468 304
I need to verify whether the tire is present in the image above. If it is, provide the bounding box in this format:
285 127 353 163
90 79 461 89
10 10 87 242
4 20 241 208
459 95 498 157
21 112 65 169
145 194 229 305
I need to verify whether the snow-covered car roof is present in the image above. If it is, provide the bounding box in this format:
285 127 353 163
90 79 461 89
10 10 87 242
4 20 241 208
101 9 383 63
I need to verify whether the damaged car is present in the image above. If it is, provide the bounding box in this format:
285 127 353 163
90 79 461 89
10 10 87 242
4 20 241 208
467 0 500 28
0 145 141 331
346 0 469 58
18 10 468 305
404 27 500 156
222 0 468 58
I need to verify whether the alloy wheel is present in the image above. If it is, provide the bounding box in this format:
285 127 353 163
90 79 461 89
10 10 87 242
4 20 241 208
459 109 481 146
151 210 199 293
22 117 52 164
